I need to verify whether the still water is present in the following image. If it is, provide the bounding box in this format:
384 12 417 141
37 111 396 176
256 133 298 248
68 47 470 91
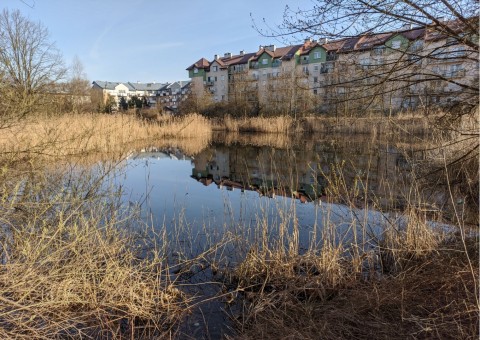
115 136 417 247
109 134 425 338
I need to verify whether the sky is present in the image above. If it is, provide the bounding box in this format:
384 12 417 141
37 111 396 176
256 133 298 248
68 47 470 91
2 0 313 84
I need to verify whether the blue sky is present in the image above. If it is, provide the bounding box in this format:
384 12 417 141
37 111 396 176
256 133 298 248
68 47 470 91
3 0 312 83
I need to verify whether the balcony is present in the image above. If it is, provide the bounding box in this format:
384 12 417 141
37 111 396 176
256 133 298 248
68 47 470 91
445 69 466 78
326 54 338 61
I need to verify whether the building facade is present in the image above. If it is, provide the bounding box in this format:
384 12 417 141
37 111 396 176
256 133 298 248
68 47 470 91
186 20 478 114
92 80 191 111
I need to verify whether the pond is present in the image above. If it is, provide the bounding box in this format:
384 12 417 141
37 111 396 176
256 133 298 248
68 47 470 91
107 134 427 338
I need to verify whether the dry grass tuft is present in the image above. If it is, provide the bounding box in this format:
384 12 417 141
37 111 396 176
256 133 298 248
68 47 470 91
233 238 478 340
0 168 189 339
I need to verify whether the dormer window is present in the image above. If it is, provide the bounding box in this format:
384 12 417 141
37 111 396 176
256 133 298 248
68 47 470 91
213 66 218 72
194 68 198 74
391 40 401 49
313 51 321 59
262 58 268 65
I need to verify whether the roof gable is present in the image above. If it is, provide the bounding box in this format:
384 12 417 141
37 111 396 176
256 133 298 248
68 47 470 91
186 57 210 71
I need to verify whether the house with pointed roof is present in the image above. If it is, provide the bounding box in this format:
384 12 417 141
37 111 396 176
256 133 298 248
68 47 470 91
187 18 478 113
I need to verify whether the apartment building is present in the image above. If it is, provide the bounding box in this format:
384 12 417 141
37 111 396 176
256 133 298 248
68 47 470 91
187 19 478 113
92 80 191 111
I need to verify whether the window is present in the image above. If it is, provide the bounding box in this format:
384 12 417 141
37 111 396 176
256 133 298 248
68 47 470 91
451 46 466 58
313 76 318 83
449 64 463 77
212 66 218 72
221 75 225 81
372 46 386 56
194 68 198 74
313 65 319 72
391 40 401 49
302 66 309 74
313 89 317 95
262 58 268 65
409 40 424 52
313 51 321 59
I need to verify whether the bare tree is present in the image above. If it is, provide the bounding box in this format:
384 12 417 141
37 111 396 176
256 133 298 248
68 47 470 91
253 0 479 218
66 56 91 113
254 0 479 114
0 9 66 122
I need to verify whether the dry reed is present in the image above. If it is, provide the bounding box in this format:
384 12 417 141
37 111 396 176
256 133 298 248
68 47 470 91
0 167 189 339
0 113 212 163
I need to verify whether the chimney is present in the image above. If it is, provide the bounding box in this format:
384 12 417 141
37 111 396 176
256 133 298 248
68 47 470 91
214 54 219 60
304 38 313 44
318 38 328 45
265 44 276 52
259 45 263 50
402 23 413 30
240 50 245 56
224 52 232 58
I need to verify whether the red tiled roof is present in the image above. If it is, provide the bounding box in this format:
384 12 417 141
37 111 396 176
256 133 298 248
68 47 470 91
220 52 257 66
355 33 393 50
187 17 474 70
400 27 426 40
186 58 210 71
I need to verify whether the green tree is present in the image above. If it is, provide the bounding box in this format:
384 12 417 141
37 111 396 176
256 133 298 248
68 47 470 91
119 97 128 111
128 96 143 109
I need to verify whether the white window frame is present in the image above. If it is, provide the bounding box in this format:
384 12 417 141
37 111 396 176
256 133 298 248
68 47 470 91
313 51 321 59
262 58 268 65
391 40 401 49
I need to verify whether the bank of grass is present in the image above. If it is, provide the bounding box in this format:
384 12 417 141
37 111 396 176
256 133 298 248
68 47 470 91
211 112 435 136
0 112 212 164
0 112 215 338
0 166 191 338
215 153 478 339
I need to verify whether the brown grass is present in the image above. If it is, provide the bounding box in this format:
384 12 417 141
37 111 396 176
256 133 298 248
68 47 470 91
233 238 478 340
0 167 190 338
0 113 212 164
218 149 478 340
222 115 295 133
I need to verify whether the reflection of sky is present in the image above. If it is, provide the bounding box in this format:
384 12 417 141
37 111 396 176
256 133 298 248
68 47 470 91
114 152 396 252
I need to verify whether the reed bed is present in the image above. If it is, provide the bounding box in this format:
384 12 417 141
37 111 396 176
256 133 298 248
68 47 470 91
303 115 432 136
0 113 212 163
207 111 441 136
222 115 294 133
216 152 478 339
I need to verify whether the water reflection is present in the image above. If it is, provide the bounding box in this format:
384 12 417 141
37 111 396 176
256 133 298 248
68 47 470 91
189 138 414 208
118 136 422 246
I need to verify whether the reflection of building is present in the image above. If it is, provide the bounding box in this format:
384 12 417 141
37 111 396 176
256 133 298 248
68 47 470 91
190 141 416 206
191 145 326 203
